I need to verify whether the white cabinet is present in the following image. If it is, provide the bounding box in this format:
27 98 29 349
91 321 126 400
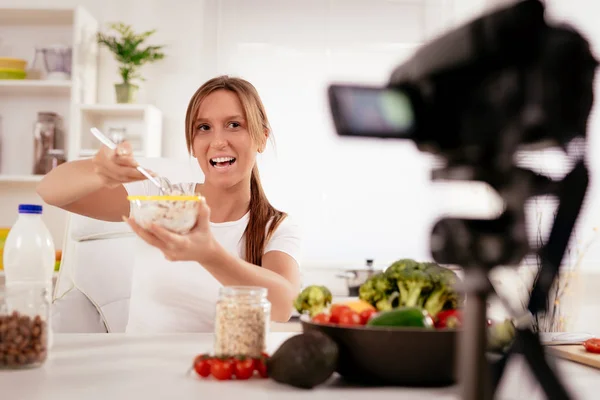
76 104 163 159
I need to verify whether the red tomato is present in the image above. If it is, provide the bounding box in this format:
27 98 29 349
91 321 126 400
193 354 212 378
338 309 362 326
583 338 600 354
330 304 351 323
211 359 234 380
255 358 268 378
312 313 331 324
233 358 255 380
359 309 377 325
435 309 462 329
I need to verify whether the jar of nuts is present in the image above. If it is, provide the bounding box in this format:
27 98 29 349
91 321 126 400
0 286 50 369
213 286 271 358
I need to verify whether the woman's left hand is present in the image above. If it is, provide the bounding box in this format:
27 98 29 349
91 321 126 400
125 197 215 263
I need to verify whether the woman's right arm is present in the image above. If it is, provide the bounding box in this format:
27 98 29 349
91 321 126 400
36 142 147 222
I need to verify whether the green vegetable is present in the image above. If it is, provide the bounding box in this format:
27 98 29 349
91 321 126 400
359 272 397 311
385 260 432 308
487 319 516 352
293 285 332 317
358 258 462 317
421 263 461 317
367 307 435 329
267 331 339 389
374 295 397 312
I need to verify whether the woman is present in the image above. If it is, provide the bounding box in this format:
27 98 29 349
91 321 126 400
37 76 302 332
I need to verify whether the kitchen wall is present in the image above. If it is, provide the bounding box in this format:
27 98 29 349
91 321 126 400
3 0 600 274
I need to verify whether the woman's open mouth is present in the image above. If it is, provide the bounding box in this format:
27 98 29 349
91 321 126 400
209 157 236 169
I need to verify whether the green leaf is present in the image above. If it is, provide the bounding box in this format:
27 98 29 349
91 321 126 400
96 22 166 84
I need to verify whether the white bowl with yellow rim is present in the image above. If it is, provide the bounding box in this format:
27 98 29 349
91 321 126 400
127 195 202 234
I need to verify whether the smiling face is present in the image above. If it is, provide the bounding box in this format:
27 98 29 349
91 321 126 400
191 89 263 189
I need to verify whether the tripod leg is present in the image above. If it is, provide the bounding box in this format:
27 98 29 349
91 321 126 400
459 267 494 400
519 329 572 400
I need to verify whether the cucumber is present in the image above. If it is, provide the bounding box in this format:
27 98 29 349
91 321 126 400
367 307 434 328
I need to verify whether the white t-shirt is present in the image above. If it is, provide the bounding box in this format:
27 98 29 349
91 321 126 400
124 181 302 333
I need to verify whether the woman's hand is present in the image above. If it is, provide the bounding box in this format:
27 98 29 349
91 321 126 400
92 141 148 189
125 196 216 263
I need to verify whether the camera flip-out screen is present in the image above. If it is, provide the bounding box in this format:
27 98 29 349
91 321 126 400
328 84 416 139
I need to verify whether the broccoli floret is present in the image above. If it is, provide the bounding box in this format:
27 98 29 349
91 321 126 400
422 263 461 317
374 292 400 311
375 298 393 312
385 260 433 308
385 258 420 276
293 285 332 317
359 272 395 308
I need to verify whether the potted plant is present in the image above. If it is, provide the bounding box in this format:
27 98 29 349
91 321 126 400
97 22 166 103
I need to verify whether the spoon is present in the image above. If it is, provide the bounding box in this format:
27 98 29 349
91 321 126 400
90 127 172 194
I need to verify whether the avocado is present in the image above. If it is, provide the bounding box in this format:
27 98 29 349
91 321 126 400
267 331 339 389
367 307 434 328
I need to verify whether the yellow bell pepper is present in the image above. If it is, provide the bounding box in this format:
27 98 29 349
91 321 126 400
341 299 376 313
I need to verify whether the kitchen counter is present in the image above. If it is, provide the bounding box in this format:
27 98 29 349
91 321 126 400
1 333 599 399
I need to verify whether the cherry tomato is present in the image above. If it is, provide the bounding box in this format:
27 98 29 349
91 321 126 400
312 313 331 324
583 338 600 354
193 354 212 378
338 309 362 326
330 304 351 324
211 358 234 380
255 358 268 378
359 309 377 325
233 357 255 380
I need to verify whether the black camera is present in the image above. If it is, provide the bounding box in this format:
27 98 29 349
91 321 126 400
328 1 598 399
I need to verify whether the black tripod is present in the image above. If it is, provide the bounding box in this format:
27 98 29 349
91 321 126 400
326 1 598 396
430 158 588 400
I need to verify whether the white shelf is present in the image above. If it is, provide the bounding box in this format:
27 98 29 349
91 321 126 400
0 80 72 96
80 104 158 118
78 104 163 158
0 8 75 25
0 174 43 183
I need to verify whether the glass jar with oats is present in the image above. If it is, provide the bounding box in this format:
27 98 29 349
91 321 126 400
213 286 271 358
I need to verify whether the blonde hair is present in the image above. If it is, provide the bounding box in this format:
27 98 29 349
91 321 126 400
185 75 286 266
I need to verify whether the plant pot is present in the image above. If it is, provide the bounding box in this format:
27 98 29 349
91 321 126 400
114 83 138 104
